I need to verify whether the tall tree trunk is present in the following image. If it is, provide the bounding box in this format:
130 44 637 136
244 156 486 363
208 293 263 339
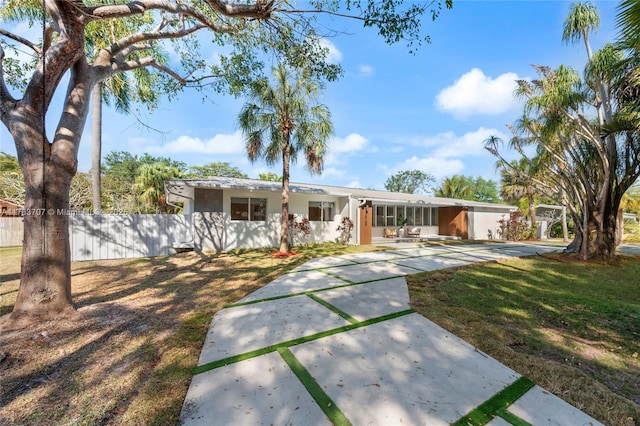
279 138 291 253
3 53 90 329
8 122 76 325
91 83 102 214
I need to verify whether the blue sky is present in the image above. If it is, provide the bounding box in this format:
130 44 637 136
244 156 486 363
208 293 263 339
0 1 620 191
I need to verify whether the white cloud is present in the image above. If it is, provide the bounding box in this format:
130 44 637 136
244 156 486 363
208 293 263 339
345 180 363 189
410 127 509 158
330 133 369 153
358 65 374 77
435 68 523 118
387 127 511 180
326 133 373 166
395 156 465 179
319 38 343 64
143 131 244 154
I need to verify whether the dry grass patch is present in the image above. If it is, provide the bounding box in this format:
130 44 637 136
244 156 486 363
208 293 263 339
408 254 640 426
0 243 383 425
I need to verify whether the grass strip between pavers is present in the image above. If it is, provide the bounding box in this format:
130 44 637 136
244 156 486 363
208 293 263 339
277 347 352 426
192 309 415 375
306 293 359 324
225 274 404 308
227 246 556 308
451 376 535 426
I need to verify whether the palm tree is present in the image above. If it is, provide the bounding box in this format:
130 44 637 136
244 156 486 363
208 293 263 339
499 158 538 225
435 175 472 200
86 20 161 214
562 2 599 58
617 0 640 51
133 162 185 213
238 64 333 253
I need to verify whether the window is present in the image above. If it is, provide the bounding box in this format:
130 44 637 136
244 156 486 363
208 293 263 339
421 207 439 225
423 207 431 226
414 207 423 226
386 206 395 226
309 201 335 222
309 201 322 221
373 205 440 227
375 206 385 227
231 197 266 221
406 207 414 226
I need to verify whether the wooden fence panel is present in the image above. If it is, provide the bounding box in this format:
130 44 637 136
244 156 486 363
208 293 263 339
0 217 23 247
69 214 192 261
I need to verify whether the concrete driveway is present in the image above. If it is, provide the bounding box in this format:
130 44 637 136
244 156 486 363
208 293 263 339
179 242 604 426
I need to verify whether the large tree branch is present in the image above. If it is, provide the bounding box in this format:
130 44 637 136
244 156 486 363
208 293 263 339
0 28 42 55
50 56 92 175
110 56 186 85
202 0 274 19
0 45 17 111
86 0 270 23
107 24 207 61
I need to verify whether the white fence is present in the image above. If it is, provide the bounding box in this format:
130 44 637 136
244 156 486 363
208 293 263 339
0 214 192 262
0 217 23 247
70 214 192 261
0 212 340 261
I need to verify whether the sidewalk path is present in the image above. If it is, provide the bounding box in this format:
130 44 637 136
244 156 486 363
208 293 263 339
179 242 604 426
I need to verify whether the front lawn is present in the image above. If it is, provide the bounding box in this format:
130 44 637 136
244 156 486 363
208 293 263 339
0 243 385 425
408 254 640 426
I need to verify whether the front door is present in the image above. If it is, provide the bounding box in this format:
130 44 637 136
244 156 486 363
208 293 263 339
359 201 373 245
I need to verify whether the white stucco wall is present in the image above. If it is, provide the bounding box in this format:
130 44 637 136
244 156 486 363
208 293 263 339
469 208 511 240
193 188 348 251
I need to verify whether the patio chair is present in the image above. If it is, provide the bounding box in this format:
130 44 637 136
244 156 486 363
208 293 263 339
383 228 397 238
407 227 421 238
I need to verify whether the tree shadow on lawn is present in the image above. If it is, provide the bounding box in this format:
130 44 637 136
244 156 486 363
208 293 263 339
0 249 308 425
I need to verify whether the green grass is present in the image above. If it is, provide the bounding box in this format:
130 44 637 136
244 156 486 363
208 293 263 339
0 246 21 274
407 254 640 426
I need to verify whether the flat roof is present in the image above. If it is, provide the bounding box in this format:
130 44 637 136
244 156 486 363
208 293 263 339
166 177 516 211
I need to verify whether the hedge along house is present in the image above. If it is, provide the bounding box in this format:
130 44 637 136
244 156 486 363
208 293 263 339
165 176 516 252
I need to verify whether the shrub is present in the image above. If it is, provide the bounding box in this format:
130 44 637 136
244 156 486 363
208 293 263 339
289 216 311 246
336 216 354 245
498 211 537 241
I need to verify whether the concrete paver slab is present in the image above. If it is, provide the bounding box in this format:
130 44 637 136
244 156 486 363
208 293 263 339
323 261 421 283
436 250 510 264
391 255 474 271
619 244 640 255
333 250 412 263
181 242 607 426
507 385 603 425
382 247 442 257
291 313 521 425
486 417 513 426
238 270 348 302
198 295 349 365
290 256 358 272
313 277 410 321
180 352 330 426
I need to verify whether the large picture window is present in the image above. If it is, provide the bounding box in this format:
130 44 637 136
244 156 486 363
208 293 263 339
309 201 335 222
373 205 439 227
231 197 266 221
